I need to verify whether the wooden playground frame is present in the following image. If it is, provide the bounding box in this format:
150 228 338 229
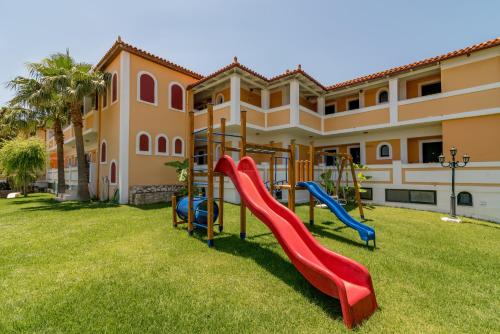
172 104 364 246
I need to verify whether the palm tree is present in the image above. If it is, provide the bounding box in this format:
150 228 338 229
41 52 109 201
7 72 69 196
0 105 39 140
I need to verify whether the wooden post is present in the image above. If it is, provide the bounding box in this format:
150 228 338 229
207 104 214 247
269 143 275 197
172 195 178 227
240 109 247 239
289 139 296 212
187 111 194 235
348 156 365 219
219 118 225 232
336 157 345 199
309 141 314 225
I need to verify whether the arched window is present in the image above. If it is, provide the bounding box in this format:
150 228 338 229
110 160 117 184
156 134 169 155
169 83 184 111
102 88 108 109
457 192 473 206
138 72 156 104
100 140 107 163
111 73 118 103
377 142 392 160
136 132 152 155
173 137 184 156
377 89 389 104
215 93 224 105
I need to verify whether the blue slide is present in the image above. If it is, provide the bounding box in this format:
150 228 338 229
297 181 376 247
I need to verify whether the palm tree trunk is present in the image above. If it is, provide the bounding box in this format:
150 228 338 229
53 119 66 196
71 105 90 201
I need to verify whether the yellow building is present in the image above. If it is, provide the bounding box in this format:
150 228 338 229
45 37 500 222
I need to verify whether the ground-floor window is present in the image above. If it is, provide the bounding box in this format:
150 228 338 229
324 149 337 166
360 187 373 200
349 146 361 165
457 191 473 206
385 189 436 205
421 141 442 163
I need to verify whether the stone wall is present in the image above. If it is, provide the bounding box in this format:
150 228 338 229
128 184 184 205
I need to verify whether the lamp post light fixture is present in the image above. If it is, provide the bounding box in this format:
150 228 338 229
439 147 470 223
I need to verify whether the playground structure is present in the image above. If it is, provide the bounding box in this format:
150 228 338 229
171 104 378 328
171 104 367 246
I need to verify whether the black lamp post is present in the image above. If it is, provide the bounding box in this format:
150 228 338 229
439 147 470 219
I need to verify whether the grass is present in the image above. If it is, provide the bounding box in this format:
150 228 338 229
0 194 499 333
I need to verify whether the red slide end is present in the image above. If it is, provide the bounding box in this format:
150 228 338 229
215 155 377 328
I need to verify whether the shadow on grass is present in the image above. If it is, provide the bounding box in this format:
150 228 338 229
306 223 375 250
209 233 344 322
460 219 500 230
18 197 120 212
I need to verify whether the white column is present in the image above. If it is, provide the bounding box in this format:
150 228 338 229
393 160 402 185
261 88 270 110
360 140 366 165
118 51 130 204
230 74 241 124
359 91 365 108
290 80 300 126
317 96 325 115
389 78 398 124
398 78 407 100
400 137 408 163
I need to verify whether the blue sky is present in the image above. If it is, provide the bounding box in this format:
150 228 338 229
0 0 498 105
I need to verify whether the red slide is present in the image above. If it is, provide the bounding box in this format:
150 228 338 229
215 155 377 328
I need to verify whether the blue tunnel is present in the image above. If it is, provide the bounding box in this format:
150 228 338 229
176 196 219 226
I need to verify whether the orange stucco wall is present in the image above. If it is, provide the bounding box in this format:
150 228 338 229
270 90 283 108
399 87 500 121
323 108 389 132
299 97 316 111
299 110 321 131
326 93 358 113
407 135 442 163
214 88 230 103
441 56 500 92
267 109 290 127
241 88 261 107
127 53 198 187
246 107 265 127
364 86 388 107
194 106 231 129
365 139 401 164
406 74 441 99
442 114 500 162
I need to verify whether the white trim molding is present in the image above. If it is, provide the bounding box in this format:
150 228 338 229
376 87 389 104
111 71 119 105
346 96 360 111
155 134 169 156
118 51 130 204
215 93 225 105
136 131 153 155
172 136 185 157
100 139 108 164
109 159 118 185
168 81 186 112
137 70 158 106
376 142 393 160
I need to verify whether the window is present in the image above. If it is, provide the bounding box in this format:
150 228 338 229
136 132 152 154
360 188 373 201
421 141 442 163
377 90 388 104
156 135 169 155
349 146 361 164
110 161 117 185
173 137 184 156
100 141 107 163
421 81 441 96
347 99 359 110
215 93 224 105
457 192 473 206
377 142 392 160
111 73 118 103
102 88 108 109
170 83 184 111
324 149 337 166
196 149 206 165
325 104 336 115
138 72 156 104
385 189 436 205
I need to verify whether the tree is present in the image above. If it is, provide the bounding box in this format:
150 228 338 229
41 52 109 201
7 67 69 196
0 106 38 140
0 137 46 197
165 159 189 196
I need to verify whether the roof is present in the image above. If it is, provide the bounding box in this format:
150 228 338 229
96 37 500 92
95 37 203 79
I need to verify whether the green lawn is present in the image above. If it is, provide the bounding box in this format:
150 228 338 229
0 194 499 333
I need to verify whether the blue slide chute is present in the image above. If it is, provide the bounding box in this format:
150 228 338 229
297 181 375 246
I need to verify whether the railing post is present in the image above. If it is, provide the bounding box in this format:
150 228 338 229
207 104 214 247
289 139 296 212
172 195 178 227
187 111 194 235
240 109 247 239
219 118 225 232
309 141 314 224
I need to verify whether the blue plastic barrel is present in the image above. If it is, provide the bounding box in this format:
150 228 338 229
176 196 219 225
